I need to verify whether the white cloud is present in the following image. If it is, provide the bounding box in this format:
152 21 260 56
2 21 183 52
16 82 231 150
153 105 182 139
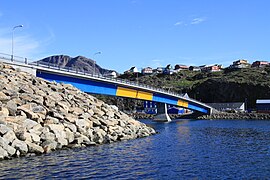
0 27 55 61
174 21 184 26
191 17 206 25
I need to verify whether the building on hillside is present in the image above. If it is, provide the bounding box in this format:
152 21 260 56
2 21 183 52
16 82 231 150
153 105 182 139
251 61 269 68
175 64 189 72
208 102 246 112
201 65 222 73
153 67 165 74
103 71 117 78
229 59 250 69
189 66 201 71
164 64 174 74
124 66 139 74
144 101 157 114
256 99 270 113
141 67 153 75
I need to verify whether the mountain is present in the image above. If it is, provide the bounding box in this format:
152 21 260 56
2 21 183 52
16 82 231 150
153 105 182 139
36 55 116 75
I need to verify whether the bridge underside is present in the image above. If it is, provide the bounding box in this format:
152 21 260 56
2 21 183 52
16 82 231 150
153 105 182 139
36 70 210 116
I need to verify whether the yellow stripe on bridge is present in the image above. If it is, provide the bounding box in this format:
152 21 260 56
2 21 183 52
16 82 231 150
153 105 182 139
116 86 153 101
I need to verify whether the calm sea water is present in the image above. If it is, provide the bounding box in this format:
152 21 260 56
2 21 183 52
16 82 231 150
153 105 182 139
0 119 270 179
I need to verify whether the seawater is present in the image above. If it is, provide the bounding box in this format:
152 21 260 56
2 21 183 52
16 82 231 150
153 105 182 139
0 119 270 179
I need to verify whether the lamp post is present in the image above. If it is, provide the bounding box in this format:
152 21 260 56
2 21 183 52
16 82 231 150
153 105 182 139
93 51 101 75
12 25 23 61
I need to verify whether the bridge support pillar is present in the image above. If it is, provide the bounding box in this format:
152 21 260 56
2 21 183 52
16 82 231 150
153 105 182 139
153 103 171 122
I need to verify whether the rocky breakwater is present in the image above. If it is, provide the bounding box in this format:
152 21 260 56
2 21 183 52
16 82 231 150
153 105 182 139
0 63 155 160
198 112 270 120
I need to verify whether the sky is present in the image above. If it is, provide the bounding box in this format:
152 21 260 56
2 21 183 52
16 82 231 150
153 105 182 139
1 0 270 72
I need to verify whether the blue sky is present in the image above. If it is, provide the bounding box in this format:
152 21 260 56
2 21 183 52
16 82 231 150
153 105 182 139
1 0 270 72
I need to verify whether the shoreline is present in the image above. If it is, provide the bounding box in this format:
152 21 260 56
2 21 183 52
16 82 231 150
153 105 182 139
0 63 156 160
131 112 270 120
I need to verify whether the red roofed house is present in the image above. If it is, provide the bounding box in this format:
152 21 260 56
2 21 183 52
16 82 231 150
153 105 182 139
251 61 269 68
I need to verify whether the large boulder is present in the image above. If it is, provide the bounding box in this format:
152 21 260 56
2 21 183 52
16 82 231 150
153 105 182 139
12 139 28 154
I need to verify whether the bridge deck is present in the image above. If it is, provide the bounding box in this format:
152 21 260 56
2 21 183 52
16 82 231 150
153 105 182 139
0 53 213 114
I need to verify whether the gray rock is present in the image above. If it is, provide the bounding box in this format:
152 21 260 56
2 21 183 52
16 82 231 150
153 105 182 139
56 101 69 114
44 116 59 124
12 139 28 154
75 134 91 145
50 111 64 120
75 119 93 130
47 124 65 135
69 107 84 115
0 91 10 101
0 137 11 154
19 85 34 94
65 128 74 143
3 131 17 144
56 137 68 149
64 113 77 123
16 131 32 142
17 104 39 120
29 132 40 143
93 107 105 116
63 122 77 133
0 124 11 135
32 105 47 115
40 131 55 142
42 140 57 153
0 107 9 117
0 147 8 159
100 119 118 127
23 119 38 131
26 141 44 154
6 100 17 116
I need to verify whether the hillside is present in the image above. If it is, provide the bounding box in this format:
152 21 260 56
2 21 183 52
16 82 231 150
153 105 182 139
37 55 116 75
119 67 270 109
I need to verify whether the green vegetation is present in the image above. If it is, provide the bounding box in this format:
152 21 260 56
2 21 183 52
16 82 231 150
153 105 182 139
118 67 270 109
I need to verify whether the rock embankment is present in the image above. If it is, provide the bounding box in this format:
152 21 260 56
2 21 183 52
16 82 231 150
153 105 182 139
0 63 155 160
198 112 270 120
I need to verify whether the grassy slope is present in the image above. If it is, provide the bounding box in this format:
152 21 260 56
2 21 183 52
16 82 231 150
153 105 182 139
118 67 270 109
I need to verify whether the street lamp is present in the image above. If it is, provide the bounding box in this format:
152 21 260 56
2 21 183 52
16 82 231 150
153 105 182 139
93 51 101 75
12 25 23 61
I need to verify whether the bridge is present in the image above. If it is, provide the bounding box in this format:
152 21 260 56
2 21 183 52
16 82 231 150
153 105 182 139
0 53 213 121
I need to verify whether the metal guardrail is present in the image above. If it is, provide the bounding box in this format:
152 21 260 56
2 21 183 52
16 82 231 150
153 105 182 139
0 52 217 112
0 52 184 98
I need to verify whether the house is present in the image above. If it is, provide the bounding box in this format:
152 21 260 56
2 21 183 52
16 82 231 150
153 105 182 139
144 101 157 114
141 67 153 75
124 66 139 74
153 67 165 74
201 65 221 73
103 71 117 78
207 102 246 112
256 99 270 113
164 64 174 74
189 66 201 72
251 61 269 68
175 64 189 72
229 59 250 69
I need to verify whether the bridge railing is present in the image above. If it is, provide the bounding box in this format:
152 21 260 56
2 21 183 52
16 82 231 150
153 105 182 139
0 52 183 98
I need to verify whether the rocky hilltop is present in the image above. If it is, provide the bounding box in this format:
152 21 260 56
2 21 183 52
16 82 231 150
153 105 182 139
0 63 155 160
37 55 116 75
118 67 270 110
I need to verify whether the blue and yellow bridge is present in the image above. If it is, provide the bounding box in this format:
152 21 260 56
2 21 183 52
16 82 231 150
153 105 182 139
0 53 213 121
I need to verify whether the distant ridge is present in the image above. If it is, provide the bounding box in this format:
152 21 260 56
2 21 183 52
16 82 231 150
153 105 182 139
37 55 116 75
